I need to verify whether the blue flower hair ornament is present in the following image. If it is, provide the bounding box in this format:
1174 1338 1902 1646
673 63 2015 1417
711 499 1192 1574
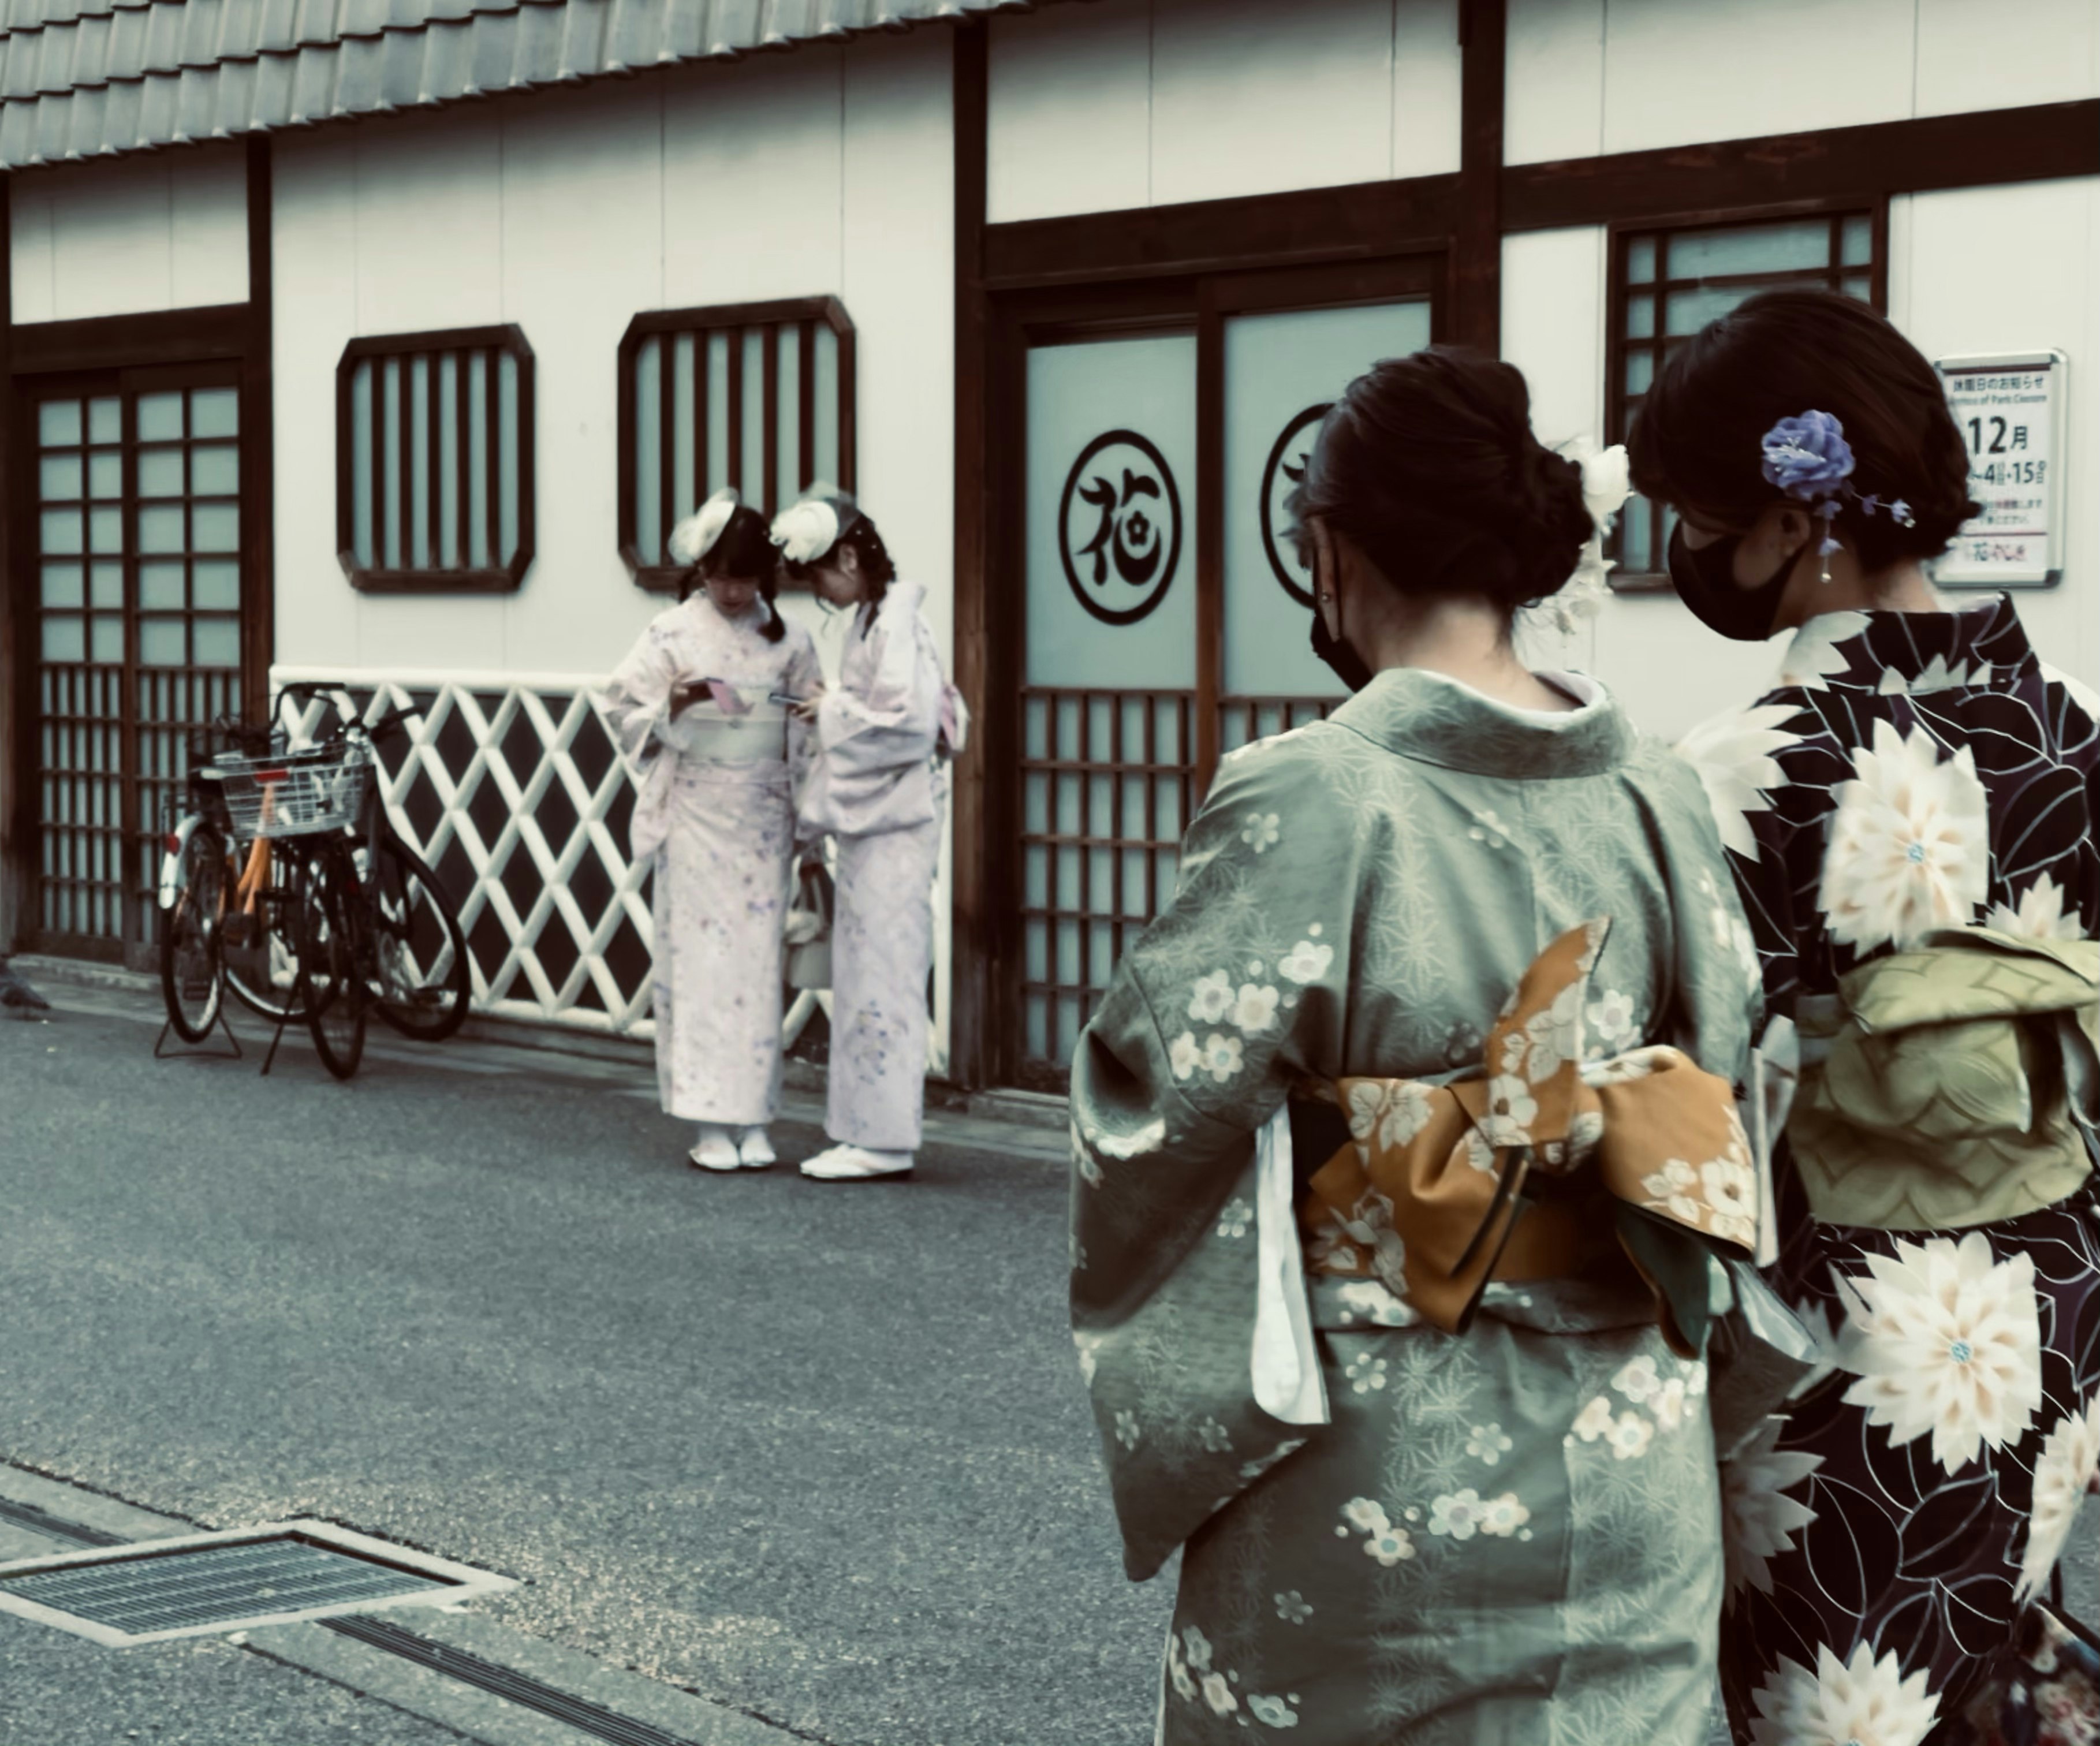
1759 411 1915 569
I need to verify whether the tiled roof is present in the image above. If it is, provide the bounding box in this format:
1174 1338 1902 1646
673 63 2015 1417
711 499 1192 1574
0 0 1032 169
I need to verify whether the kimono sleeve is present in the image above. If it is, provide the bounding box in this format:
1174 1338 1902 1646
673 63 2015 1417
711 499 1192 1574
1638 743 1763 1091
600 617 681 782
1069 744 1360 1578
816 606 942 782
782 629 826 850
1072 743 1360 1320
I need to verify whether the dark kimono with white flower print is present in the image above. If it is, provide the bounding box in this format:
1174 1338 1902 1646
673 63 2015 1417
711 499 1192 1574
1680 596 2100 1744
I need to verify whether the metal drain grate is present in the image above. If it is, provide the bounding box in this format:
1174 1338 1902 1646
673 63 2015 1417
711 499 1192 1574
0 1521 514 1646
4 1497 730 1746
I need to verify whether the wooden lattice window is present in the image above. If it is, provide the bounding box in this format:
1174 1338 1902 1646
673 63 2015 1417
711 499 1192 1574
1607 204 1885 588
617 298 856 592
335 326 535 593
29 377 247 957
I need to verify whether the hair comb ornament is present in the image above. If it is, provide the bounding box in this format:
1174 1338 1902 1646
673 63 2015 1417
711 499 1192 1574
667 487 740 569
770 483 863 566
1759 411 1915 583
1532 439 1632 639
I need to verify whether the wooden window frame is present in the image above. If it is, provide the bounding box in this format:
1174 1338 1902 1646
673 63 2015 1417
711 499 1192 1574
616 296 857 595
1604 196 1889 592
334 324 536 595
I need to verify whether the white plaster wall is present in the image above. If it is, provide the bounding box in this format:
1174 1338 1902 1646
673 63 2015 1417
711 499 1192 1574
1502 226 1784 736
1888 177 2100 692
1914 0 2100 117
1506 0 2100 167
986 0 1461 223
9 143 247 320
268 33 957 1064
1505 195 2100 743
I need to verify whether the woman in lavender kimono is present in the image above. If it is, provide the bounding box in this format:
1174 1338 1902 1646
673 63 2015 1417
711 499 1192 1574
1072 349 1784 1744
771 487 954 1182
1635 288 2100 1744
604 490 822 1172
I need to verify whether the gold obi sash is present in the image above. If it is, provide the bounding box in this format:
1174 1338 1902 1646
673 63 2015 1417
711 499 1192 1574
1299 919 1758 1357
1789 926 2099 1232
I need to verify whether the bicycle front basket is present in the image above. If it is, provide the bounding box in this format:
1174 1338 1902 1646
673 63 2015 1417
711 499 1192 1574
200 745 373 841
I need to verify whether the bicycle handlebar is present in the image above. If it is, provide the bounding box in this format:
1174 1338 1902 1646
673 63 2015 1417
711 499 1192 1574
268 680 413 749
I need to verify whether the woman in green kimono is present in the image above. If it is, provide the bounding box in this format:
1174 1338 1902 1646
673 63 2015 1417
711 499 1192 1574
1070 348 1778 1744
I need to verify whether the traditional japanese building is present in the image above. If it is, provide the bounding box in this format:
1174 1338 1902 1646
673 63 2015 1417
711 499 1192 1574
2 0 2094 1088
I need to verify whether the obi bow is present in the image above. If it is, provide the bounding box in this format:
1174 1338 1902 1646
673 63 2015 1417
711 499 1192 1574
1300 918 1759 1357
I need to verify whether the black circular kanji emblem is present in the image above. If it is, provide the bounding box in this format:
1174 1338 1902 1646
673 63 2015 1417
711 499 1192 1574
1058 430 1183 626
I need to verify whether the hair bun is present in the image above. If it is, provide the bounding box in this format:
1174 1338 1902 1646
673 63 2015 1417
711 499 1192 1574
1474 440 1591 610
1290 348 1603 621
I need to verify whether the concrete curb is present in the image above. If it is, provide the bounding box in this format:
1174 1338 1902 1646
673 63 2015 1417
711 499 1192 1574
11 952 1069 1136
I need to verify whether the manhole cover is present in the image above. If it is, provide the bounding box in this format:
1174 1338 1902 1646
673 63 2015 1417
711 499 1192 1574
0 1520 513 1646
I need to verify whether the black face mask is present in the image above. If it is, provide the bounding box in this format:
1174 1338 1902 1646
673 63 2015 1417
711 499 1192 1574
1306 536 1374 692
1311 606 1372 693
1666 521 1798 644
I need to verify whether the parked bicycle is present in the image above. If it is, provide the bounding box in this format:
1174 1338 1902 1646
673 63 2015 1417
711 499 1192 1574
158 682 472 1080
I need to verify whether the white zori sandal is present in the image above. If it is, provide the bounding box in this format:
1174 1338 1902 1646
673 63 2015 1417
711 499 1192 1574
735 1128 776 1168
799 1143 913 1181
689 1124 766 1173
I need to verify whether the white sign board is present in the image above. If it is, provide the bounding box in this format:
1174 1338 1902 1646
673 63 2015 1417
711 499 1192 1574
1934 350 2067 588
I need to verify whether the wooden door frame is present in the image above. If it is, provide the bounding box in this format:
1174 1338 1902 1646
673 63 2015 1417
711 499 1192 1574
0 137 273 959
972 251 1445 1085
10 357 250 965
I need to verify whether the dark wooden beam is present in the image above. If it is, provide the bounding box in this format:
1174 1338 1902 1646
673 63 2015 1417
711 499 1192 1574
10 304 248 375
1452 0 1506 353
242 135 274 724
949 17 991 1088
980 99 2098 299
1503 98 2100 233
983 174 1460 291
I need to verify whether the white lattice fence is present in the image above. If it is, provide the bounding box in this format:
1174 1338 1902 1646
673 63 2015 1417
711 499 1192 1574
276 666 835 1055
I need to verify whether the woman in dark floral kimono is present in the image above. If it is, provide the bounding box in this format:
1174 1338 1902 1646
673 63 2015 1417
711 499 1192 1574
1634 288 2100 1745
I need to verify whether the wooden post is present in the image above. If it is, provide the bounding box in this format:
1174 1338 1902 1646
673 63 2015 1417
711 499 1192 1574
0 171 20 953
243 131 274 726
1453 0 1506 355
949 18 991 1088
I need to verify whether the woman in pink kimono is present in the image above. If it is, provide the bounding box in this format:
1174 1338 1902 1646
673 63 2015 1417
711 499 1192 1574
604 490 822 1173
772 487 954 1182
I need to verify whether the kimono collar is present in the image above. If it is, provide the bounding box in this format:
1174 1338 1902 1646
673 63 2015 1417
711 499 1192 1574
1774 592 2035 696
1330 666 1633 778
863 579 925 631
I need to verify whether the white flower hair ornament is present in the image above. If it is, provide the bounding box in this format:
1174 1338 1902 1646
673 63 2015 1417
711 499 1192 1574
1530 439 1632 639
1759 411 1915 584
667 487 740 569
770 484 861 566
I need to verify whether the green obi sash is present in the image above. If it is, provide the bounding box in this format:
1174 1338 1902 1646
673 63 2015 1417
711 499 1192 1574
1791 926 2100 1232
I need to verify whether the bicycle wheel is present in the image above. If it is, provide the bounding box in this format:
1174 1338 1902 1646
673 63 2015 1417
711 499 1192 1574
158 824 227 1043
364 837 471 1041
222 838 308 1027
296 845 367 1081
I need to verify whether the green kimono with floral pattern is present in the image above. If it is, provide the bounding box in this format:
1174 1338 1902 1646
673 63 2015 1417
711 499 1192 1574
1070 669 1764 1745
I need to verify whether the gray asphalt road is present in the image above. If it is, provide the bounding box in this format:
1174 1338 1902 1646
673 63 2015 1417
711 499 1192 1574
8 983 2098 1746
2 990 1167 1746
